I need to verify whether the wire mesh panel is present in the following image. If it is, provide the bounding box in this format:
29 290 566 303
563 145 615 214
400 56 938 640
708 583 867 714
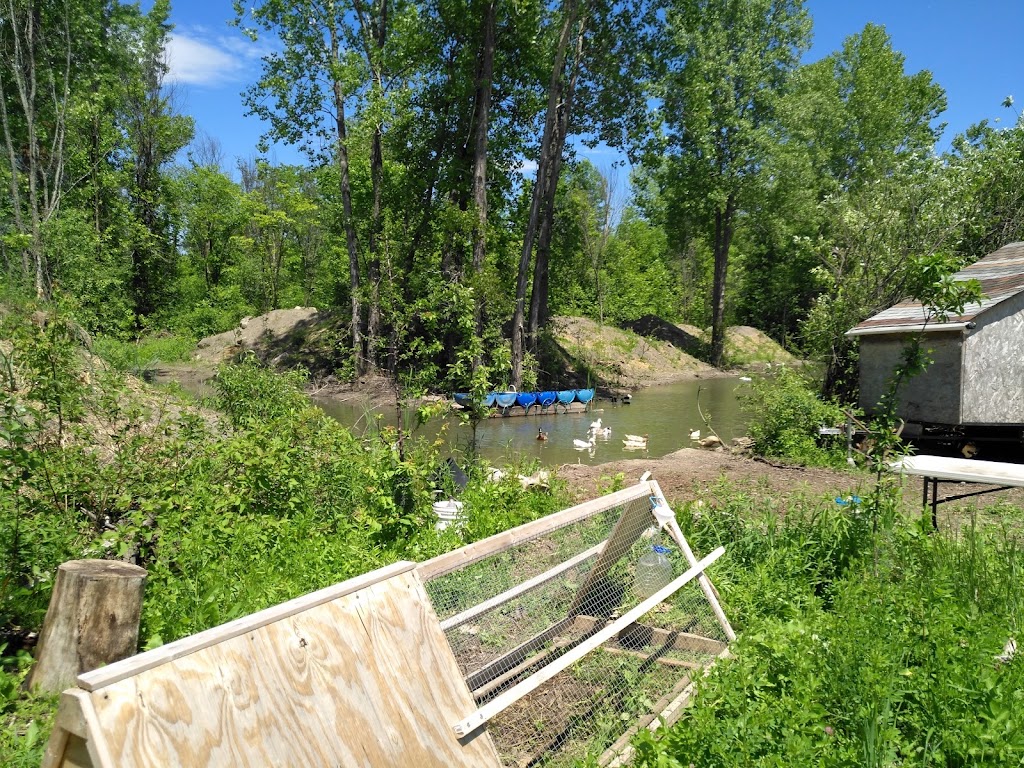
422 483 730 767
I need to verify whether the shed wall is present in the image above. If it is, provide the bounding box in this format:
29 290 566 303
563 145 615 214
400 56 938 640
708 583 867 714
858 334 963 423
961 290 1024 424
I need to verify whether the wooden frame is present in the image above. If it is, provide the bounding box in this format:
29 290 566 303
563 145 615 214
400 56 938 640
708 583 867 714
451 547 725 736
42 562 504 768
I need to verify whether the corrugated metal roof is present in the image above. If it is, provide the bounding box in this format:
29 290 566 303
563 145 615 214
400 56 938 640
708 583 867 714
848 242 1024 336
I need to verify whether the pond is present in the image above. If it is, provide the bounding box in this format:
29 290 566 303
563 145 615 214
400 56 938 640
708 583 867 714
315 375 753 468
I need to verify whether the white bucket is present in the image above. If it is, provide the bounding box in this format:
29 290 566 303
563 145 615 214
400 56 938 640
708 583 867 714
432 499 465 531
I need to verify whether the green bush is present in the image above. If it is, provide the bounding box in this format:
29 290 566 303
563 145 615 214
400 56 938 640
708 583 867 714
634 499 1024 767
92 332 196 375
744 367 850 466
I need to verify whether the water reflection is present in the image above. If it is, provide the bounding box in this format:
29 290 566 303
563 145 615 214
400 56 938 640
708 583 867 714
315 376 751 468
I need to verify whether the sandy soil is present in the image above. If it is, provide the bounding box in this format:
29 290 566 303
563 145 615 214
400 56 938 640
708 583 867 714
555 447 868 506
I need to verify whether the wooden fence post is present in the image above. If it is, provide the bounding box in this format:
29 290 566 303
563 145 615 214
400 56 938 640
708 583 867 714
27 559 147 693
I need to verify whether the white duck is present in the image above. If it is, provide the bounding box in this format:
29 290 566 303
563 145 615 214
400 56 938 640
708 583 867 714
573 435 597 450
589 417 603 431
689 429 701 440
599 426 611 438
622 433 649 449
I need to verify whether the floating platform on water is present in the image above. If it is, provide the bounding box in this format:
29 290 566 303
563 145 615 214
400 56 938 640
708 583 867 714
487 402 590 418
452 401 591 418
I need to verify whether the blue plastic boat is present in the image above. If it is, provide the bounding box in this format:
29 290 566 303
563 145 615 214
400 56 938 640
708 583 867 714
453 393 472 407
574 388 595 404
556 390 576 405
494 391 517 408
537 391 557 407
483 392 496 407
516 391 538 409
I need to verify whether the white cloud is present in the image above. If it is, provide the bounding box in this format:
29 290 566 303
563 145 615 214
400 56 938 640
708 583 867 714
517 159 539 174
166 33 244 86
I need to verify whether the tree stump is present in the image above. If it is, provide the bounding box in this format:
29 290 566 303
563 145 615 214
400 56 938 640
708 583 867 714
27 559 147 693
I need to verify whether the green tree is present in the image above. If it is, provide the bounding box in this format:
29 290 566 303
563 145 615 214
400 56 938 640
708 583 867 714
121 0 194 319
656 0 810 367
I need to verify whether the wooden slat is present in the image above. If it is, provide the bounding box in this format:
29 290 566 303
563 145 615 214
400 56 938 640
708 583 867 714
417 483 654 581
567 495 652 617
598 674 692 767
463 617 578 693
571 616 728 658
471 634 576 701
452 547 725 736
77 561 417 691
650 481 736 642
599 646 700 669
440 542 604 631
603 646 732 768
60 735 94 768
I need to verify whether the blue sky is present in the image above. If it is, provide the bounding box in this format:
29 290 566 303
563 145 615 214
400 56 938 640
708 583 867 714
163 0 1024 171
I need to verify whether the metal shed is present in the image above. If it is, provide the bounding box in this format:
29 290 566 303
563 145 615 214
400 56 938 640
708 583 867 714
847 242 1024 435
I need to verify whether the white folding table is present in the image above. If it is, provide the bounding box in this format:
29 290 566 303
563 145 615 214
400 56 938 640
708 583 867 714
890 455 1024 527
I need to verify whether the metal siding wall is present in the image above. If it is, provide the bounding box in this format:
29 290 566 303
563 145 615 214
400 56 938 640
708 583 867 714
858 335 963 423
961 292 1024 424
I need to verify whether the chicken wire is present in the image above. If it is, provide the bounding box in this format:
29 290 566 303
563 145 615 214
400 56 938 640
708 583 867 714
424 490 729 768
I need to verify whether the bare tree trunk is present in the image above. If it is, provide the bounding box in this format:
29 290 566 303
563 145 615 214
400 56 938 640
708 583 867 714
709 194 735 368
331 27 364 375
354 0 388 370
528 13 584 347
511 0 579 389
471 2 495 278
471 0 496 345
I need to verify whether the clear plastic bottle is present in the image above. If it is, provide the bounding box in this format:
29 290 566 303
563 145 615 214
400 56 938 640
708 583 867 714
634 541 673 599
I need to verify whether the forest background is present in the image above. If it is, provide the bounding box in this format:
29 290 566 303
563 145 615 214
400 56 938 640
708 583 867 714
3 0 1024 399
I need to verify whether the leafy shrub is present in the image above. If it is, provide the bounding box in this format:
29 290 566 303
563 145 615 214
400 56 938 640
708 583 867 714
744 366 849 466
92 333 196 375
634 498 1024 767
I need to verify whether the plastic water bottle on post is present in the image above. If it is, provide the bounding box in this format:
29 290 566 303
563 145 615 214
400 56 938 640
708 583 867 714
634 535 673 599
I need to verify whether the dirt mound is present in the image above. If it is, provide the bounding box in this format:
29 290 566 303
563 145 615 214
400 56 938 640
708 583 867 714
726 325 795 366
669 323 795 368
193 307 349 379
623 315 704 356
549 316 715 390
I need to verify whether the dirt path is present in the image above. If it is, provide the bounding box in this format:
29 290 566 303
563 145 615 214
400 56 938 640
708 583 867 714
556 448 868 506
556 448 1024 529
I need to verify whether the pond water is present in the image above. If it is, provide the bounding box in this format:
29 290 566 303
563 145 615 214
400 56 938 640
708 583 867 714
315 375 752 468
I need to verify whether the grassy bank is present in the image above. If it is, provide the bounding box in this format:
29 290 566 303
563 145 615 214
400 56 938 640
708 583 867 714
631 495 1024 767
0 306 566 764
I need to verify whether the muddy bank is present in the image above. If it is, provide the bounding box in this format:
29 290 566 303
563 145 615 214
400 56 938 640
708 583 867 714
157 309 798 408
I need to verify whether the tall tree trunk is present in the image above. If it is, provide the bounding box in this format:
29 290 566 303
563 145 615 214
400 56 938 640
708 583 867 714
709 194 736 368
355 0 388 370
367 124 383 367
330 27 364 375
528 12 585 348
511 0 580 389
471 0 496 342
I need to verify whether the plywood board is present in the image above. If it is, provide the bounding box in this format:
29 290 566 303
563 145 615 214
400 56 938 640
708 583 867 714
78 570 500 768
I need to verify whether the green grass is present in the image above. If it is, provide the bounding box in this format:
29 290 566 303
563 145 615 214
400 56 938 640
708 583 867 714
633 492 1024 767
92 332 196 375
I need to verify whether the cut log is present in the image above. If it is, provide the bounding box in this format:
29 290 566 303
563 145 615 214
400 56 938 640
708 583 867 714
28 559 147 693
